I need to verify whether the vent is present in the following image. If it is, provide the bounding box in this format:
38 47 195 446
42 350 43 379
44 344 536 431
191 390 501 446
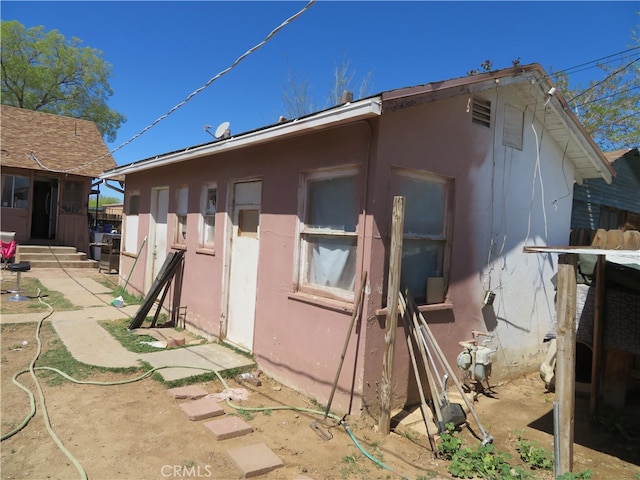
503 104 524 150
472 96 491 128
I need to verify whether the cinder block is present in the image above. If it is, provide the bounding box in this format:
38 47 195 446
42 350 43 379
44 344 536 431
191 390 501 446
167 337 186 347
203 416 253 440
179 397 224 421
226 443 284 478
167 385 209 400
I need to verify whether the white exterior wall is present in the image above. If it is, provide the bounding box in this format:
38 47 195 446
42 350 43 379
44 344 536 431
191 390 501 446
471 88 576 379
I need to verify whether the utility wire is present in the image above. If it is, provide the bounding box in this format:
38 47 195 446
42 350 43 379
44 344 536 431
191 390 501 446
109 0 315 156
567 56 640 103
548 46 640 78
29 0 316 174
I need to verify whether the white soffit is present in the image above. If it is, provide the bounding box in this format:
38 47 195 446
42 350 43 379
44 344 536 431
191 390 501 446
101 98 382 179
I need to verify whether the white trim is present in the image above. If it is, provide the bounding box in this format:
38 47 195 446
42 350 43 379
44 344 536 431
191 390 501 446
101 98 382 179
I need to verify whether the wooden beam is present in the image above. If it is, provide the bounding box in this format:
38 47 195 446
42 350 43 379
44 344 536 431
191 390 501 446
379 196 405 435
590 254 605 415
555 253 577 475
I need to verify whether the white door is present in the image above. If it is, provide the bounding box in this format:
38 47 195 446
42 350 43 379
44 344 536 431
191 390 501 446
147 187 169 291
226 181 261 351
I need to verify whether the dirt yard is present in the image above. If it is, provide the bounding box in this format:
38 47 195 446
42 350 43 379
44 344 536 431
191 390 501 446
1 274 639 480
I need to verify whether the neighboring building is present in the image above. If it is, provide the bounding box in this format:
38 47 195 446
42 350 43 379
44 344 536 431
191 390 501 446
571 147 640 244
101 64 613 417
1 105 117 253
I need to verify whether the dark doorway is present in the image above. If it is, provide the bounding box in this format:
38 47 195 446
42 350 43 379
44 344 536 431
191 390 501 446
31 178 58 239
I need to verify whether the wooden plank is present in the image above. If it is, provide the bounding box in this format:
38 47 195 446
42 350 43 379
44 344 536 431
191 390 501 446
555 254 577 475
590 255 606 415
379 196 405 435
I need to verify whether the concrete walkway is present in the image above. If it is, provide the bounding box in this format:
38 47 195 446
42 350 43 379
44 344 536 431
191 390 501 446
1 268 254 376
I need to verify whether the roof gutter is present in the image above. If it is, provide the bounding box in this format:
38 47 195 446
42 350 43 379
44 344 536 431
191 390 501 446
101 97 382 179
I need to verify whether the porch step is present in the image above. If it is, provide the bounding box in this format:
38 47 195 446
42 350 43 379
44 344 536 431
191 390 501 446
16 245 98 269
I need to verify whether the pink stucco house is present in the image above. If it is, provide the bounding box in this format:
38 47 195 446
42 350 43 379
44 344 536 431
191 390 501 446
101 64 613 418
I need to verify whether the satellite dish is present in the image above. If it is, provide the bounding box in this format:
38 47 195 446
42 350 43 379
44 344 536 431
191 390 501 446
214 121 231 139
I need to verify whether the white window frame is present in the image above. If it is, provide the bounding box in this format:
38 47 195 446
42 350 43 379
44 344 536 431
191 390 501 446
200 183 217 248
393 168 452 304
124 192 140 254
175 186 188 244
297 167 360 301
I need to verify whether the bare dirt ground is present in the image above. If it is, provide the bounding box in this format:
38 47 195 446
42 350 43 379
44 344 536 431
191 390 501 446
1 273 639 480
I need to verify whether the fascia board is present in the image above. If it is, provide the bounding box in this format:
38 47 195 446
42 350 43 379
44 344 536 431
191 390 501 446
100 98 382 179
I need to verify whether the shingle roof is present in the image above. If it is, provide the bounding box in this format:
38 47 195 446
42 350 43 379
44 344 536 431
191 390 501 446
0 105 116 177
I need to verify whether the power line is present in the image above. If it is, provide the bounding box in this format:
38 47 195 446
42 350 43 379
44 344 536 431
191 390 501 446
109 0 315 157
575 85 640 109
549 46 640 78
30 0 316 173
567 56 640 104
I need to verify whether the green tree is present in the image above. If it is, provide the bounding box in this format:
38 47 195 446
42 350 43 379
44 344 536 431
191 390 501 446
551 41 639 151
88 196 122 208
1 20 125 142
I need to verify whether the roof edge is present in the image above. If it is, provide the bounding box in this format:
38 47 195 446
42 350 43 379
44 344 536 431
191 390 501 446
101 97 382 179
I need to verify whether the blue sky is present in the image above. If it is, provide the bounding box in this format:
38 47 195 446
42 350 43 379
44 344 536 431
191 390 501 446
2 1 638 173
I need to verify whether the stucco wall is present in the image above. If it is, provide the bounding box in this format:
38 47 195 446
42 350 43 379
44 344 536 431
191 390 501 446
121 85 581 418
359 89 576 414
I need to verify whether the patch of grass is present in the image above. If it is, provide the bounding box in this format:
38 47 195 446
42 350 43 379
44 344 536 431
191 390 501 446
233 409 255 421
340 453 370 480
557 470 592 480
35 323 144 386
112 286 144 305
0 277 77 314
93 276 144 305
98 318 163 354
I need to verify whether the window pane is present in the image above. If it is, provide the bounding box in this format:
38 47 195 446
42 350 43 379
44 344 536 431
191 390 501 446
1 175 30 208
398 176 445 236
176 214 187 242
14 176 29 208
203 215 215 246
307 176 358 232
177 188 188 213
1 175 13 207
128 195 140 215
305 235 357 291
401 239 444 300
205 188 217 214
61 181 83 214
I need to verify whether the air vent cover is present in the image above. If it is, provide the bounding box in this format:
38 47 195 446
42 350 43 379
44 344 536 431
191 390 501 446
472 97 491 128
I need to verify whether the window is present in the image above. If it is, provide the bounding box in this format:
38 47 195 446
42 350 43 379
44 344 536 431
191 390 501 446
124 193 140 253
394 170 451 303
61 181 84 213
299 170 359 299
1 174 29 209
200 185 217 247
175 187 188 244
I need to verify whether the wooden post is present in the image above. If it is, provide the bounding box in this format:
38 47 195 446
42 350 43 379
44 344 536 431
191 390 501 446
590 254 605 415
379 196 405 434
555 253 577 476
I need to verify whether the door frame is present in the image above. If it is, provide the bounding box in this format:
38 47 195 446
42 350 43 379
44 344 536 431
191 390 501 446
145 186 170 293
220 177 262 348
